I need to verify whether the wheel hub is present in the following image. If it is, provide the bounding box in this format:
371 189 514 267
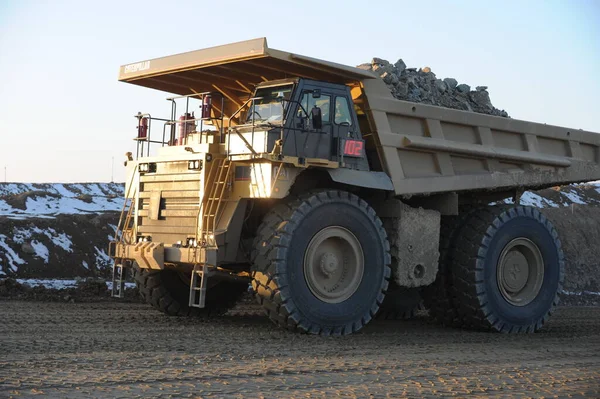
501 251 529 292
304 226 364 304
497 238 544 307
320 253 339 277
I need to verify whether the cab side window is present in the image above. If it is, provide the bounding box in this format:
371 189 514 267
334 96 353 125
300 91 331 122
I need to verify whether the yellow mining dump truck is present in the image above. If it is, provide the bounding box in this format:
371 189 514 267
110 38 600 335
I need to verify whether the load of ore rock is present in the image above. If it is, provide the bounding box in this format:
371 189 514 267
358 58 509 118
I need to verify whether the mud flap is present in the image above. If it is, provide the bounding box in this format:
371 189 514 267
378 199 441 288
327 169 394 191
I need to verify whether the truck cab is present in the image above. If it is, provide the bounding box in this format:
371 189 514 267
229 78 368 172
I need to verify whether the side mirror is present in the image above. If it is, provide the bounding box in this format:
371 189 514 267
312 89 321 99
311 106 322 130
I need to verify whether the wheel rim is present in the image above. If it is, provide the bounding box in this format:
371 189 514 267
497 238 544 306
304 226 364 304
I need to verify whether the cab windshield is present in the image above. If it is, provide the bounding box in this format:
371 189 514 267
245 84 293 124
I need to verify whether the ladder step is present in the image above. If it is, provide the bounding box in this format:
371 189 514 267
111 263 126 298
189 263 216 308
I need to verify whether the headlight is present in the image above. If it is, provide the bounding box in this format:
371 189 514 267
139 163 156 173
188 160 202 170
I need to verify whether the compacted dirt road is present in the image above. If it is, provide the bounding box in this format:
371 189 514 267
1 301 599 398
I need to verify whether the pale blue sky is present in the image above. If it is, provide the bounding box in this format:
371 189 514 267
0 0 599 183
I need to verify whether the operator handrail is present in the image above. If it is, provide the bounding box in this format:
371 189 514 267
135 92 225 157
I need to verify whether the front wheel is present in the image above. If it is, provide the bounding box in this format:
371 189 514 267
134 266 247 317
251 190 391 335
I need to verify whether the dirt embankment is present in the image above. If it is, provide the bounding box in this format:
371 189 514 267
0 277 140 303
0 213 119 279
543 206 600 305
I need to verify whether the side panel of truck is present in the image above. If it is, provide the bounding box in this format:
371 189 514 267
362 79 600 196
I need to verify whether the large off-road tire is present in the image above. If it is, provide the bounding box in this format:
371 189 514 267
251 190 391 335
450 206 564 333
376 283 424 320
134 267 247 317
423 212 477 327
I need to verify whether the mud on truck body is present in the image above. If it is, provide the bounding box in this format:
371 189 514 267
110 38 600 335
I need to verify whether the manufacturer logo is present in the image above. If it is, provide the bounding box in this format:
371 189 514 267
124 61 151 74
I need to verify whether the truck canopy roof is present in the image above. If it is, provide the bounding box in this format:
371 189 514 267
118 38 375 98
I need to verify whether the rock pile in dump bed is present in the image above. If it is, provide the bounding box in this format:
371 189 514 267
358 58 509 117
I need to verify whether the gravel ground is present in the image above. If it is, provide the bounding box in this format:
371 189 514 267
1 301 599 398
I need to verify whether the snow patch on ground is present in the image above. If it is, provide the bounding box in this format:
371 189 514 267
16 278 78 290
15 278 136 290
18 195 123 217
562 290 600 296
0 184 36 197
49 230 73 252
503 192 559 208
0 183 123 198
31 240 49 263
560 190 587 205
95 247 112 266
11 226 73 253
105 281 136 290
12 227 45 243
0 235 25 272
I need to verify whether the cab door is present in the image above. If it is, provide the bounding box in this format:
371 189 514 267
331 95 355 160
331 92 369 171
291 89 332 161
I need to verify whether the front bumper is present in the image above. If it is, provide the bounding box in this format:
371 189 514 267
109 241 214 269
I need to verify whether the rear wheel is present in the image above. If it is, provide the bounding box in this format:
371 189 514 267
423 212 476 327
134 266 247 317
251 190 391 335
450 206 564 332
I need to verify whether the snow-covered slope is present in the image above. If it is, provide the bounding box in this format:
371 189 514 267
0 183 124 219
0 183 123 277
504 182 600 208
